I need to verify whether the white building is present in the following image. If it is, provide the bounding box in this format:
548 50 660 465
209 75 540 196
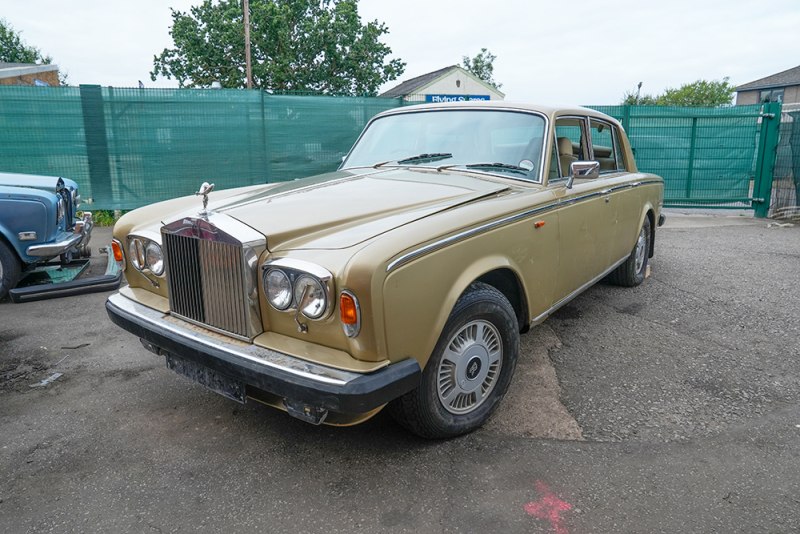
380 65 504 102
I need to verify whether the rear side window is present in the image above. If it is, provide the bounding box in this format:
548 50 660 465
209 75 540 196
589 119 625 173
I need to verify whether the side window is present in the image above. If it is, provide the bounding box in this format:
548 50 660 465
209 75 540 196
589 119 617 172
554 118 587 178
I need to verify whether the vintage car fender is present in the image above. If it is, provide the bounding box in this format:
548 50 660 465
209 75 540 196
0 186 59 263
383 252 528 369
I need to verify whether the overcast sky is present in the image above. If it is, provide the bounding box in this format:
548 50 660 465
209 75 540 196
2 0 800 105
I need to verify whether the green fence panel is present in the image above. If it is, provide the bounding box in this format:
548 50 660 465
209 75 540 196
1 89 784 213
0 86 404 210
0 86 88 186
589 104 766 207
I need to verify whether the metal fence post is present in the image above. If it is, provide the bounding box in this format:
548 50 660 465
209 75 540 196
753 101 782 218
685 116 698 199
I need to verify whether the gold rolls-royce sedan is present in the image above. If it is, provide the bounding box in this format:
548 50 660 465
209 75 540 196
106 102 664 438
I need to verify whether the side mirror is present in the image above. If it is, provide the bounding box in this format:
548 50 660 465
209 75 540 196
567 161 600 189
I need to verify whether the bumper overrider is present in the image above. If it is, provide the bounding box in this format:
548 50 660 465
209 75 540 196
105 292 421 422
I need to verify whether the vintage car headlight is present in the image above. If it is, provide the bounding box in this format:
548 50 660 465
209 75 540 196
145 242 164 276
264 269 292 310
261 259 334 320
129 238 145 270
56 197 66 223
294 275 327 319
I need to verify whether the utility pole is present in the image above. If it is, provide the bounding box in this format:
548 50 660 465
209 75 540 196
244 0 252 89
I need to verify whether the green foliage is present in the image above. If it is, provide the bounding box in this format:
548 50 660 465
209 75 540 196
151 0 405 94
621 90 658 106
0 19 68 85
81 210 129 227
461 48 501 90
620 78 735 107
657 78 735 107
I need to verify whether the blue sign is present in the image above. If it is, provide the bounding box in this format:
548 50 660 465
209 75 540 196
425 94 490 103
34 78 50 86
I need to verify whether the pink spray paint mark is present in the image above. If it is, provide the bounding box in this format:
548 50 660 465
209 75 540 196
524 481 572 534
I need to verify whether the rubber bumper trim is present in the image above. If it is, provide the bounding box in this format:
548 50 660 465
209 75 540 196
105 293 421 413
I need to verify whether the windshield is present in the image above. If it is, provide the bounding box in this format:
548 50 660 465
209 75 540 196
342 109 547 182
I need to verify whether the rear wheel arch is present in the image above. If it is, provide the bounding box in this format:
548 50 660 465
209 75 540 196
643 208 656 258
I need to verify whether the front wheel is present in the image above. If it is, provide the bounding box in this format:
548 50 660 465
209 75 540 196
608 216 651 287
0 240 22 301
388 282 520 439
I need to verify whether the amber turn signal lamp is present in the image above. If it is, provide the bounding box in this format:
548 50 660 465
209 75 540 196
111 240 124 261
340 293 358 324
534 221 546 228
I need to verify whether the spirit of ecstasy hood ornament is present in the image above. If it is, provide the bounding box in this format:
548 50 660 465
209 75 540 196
195 182 215 215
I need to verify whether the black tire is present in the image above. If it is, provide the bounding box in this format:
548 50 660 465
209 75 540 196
0 239 22 301
608 216 651 287
388 281 520 439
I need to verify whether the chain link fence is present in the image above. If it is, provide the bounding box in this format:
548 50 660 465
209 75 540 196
771 111 800 220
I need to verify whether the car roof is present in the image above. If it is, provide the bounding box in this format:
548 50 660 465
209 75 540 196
374 101 621 126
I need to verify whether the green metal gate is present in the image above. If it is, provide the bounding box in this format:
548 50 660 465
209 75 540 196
589 103 782 217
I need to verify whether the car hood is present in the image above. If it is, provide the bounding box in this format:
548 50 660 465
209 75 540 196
0 172 78 192
214 168 510 251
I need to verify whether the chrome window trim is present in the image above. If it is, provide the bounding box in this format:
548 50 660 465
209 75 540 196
340 107 551 185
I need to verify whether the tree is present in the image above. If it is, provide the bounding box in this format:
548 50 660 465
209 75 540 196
621 88 658 106
151 0 405 94
462 48 502 90
656 78 735 107
0 19 68 84
620 78 735 107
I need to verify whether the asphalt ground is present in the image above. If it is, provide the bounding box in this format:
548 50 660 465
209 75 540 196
1 217 799 534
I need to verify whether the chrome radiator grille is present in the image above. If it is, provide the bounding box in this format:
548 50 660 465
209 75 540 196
163 232 251 339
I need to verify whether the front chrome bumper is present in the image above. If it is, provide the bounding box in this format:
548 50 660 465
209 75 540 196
26 212 94 258
105 292 421 414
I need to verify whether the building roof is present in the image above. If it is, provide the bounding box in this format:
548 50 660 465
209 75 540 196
380 65 504 98
380 65 460 97
736 64 800 91
0 62 58 79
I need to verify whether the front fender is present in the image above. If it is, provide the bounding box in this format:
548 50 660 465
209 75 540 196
383 250 529 370
0 193 57 263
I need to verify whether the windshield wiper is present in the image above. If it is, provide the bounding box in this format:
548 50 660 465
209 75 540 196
373 153 452 168
463 162 529 175
397 153 453 164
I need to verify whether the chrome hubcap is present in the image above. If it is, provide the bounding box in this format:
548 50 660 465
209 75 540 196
437 320 502 415
634 226 647 273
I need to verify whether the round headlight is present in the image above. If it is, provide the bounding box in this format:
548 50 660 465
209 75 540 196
129 238 145 270
145 242 164 275
294 275 326 319
265 269 292 310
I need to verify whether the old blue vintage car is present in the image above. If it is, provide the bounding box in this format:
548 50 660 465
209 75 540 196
0 172 119 302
